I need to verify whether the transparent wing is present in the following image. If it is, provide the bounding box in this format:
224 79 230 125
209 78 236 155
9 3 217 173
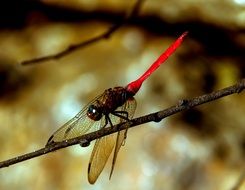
88 97 137 184
47 93 104 144
110 97 137 178
88 117 116 184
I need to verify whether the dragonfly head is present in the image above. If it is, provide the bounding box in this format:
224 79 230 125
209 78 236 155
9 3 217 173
87 104 102 121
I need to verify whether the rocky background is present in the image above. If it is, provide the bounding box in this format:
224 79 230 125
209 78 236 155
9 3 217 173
0 0 244 190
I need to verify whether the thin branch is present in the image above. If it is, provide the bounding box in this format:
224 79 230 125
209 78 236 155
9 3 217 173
0 79 244 169
20 0 145 65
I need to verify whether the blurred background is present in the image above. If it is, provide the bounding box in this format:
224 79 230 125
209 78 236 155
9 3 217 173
0 0 244 190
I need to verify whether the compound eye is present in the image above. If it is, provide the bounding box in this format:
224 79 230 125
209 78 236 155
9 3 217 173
87 105 102 121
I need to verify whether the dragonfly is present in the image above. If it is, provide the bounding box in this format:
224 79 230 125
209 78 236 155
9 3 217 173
46 31 188 184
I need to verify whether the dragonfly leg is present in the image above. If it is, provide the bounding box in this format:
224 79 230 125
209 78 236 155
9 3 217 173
111 111 130 146
102 115 110 128
112 111 129 121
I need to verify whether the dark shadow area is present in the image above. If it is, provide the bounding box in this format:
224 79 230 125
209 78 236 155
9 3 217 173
0 1 244 59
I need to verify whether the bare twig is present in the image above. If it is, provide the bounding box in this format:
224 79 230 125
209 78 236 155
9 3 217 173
0 79 244 168
20 0 144 65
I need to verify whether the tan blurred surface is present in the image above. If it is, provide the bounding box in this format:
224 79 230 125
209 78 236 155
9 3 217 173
0 1 244 190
